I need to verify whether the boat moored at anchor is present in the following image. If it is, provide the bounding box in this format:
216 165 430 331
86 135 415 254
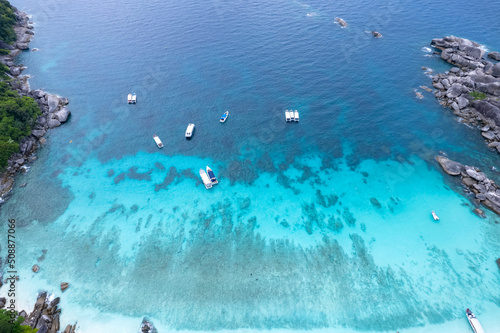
185 123 195 138
199 169 213 189
206 166 218 185
153 135 163 148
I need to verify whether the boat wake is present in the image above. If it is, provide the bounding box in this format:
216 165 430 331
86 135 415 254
421 46 432 53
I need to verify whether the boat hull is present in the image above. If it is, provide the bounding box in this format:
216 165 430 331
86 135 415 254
200 169 212 189
206 166 218 185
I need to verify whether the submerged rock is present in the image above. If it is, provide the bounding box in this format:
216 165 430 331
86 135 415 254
370 197 382 209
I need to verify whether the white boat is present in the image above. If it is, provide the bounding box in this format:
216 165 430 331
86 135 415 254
153 135 163 148
294 110 299 121
206 166 218 185
127 94 132 104
220 111 229 123
285 110 291 122
466 309 485 333
289 110 295 121
185 123 195 138
431 211 439 220
199 169 212 189
131 93 137 104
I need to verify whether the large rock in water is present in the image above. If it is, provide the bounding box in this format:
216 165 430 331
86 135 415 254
489 52 500 61
485 192 500 207
53 108 70 123
435 156 464 175
47 119 61 128
47 94 60 113
492 63 500 78
465 166 487 181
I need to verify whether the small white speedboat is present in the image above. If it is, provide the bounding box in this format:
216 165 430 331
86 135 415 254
466 309 485 333
294 110 299 122
153 135 163 148
131 93 137 104
206 166 218 185
432 211 439 221
285 110 291 122
127 94 132 104
199 169 212 189
220 111 229 123
185 123 195 138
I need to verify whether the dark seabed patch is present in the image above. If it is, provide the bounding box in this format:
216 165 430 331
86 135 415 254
370 197 382 209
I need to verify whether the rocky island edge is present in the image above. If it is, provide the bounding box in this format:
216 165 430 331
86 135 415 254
0 8 71 205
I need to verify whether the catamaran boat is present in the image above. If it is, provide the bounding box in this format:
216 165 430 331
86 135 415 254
294 110 299 121
206 166 218 185
285 110 291 122
466 309 485 333
220 111 229 123
185 123 195 138
199 169 213 189
127 94 132 104
431 211 439 220
153 135 163 148
131 93 137 104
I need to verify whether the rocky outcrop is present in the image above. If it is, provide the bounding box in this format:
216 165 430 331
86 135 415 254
435 156 464 175
60 282 69 292
334 17 347 27
429 36 500 155
0 8 71 204
488 52 500 61
436 155 500 216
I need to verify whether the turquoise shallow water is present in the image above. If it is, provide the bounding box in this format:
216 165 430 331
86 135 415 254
1 0 500 331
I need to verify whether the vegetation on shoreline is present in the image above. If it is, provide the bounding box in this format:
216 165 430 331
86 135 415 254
0 0 16 53
0 1 41 169
469 91 487 100
0 309 39 333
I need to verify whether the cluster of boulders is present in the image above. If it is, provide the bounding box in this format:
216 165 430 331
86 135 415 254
429 36 500 152
436 155 500 216
0 292 76 333
141 318 158 333
0 9 71 203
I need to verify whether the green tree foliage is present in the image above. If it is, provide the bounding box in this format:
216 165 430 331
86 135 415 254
0 81 40 168
0 309 39 333
0 0 42 169
469 91 487 100
0 0 17 44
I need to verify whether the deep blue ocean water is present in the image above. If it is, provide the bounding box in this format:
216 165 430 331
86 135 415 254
1 0 500 331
